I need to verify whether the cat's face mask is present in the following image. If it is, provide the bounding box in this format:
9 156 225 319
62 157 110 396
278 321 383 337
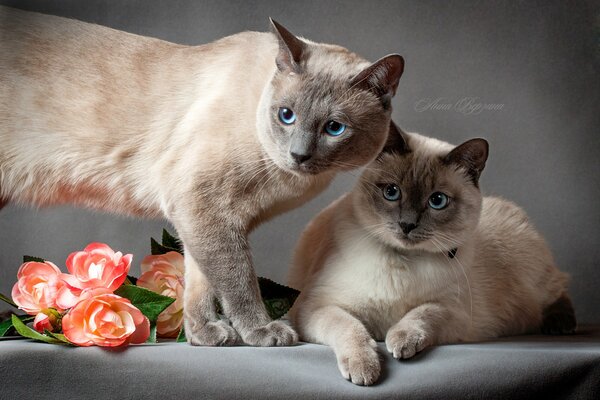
355 128 488 254
258 20 404 176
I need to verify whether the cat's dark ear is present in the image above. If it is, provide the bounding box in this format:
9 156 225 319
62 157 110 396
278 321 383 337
270 18 305 73
381 121 410 155
350 54 404 108
444 138 489 185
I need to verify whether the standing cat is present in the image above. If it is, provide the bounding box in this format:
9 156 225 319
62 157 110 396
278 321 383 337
288 124 576 385
0 7 405 346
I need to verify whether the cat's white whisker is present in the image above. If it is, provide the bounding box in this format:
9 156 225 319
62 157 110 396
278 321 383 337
431 238 462 303
434 237 474 327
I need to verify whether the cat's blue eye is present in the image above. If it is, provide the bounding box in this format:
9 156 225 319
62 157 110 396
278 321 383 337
428 192 449 210
383 184 401 201
325 120 346 136
278 107 296 125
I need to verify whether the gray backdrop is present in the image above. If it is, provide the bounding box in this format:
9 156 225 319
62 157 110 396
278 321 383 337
0 0 598 324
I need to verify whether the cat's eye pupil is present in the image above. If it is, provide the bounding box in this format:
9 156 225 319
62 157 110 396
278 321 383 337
325 120 346 136
278 107 296 125
428 192 449 210
383 184 400 201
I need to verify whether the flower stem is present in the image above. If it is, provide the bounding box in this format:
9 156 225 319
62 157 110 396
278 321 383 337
0 293 17 308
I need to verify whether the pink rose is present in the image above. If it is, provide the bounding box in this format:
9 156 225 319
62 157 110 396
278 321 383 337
137 252 184 337
57 243 132 309
33 310 58 333
62 289 150 347
11 261 66 314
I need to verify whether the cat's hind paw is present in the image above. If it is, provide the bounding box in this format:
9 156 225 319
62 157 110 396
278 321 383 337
240 320 298 346
187 320 240 346
336 340 381 386
385 327 431 359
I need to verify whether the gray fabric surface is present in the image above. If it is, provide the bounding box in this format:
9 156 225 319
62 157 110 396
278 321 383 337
1 326 599 400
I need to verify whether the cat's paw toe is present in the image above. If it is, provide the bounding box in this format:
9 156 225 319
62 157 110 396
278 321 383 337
337 342 380 386
386 328 430 359
241 320 298 346
187 320 240 346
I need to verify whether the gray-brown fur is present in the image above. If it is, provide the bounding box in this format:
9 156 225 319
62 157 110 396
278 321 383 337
0 7 404 346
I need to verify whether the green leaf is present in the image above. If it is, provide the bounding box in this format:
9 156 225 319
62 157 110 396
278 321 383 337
23 255 45 263
258 277 300 320
176 326 186 343
0 292 17 308
146 323 157 343
150 238 180 256
114 285 175 323
44 330 72 345
263 298 293 320
0 315 34 336
11 315 62 344
124 275 138 285
161 229 183 254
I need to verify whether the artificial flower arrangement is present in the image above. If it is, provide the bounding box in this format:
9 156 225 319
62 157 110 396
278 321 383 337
0 230 299 346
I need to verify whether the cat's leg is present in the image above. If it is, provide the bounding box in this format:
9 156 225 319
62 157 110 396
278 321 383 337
294 303 380 386
541 293 577 334
0 198 7 211
385 302 449 359
176 217 297 347
183 253 239 346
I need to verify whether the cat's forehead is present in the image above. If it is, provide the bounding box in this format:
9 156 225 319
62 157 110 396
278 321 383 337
274 71 381 123
374 152 440 186
272 42 376 111
371 135 457 188
302 42 370 77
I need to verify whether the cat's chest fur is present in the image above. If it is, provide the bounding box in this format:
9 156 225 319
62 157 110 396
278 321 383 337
316 222 461 339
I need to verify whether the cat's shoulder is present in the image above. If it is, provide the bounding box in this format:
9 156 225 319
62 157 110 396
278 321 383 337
303 193 352 230
481 196 530 225
213 30 275 47
477 196 546 246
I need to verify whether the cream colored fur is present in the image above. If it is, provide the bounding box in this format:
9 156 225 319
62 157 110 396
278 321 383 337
288 132 571 385
0 7 403 346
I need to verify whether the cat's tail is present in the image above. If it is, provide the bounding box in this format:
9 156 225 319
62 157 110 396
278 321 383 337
541 293 577 335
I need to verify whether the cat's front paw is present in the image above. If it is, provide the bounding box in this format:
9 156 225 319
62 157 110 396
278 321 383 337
240 320 298 346
385 327 431 359
336 339 381 386
187 320 240 346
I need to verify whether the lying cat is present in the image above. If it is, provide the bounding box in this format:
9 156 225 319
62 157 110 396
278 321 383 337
0 6 404 346
288 124 576 385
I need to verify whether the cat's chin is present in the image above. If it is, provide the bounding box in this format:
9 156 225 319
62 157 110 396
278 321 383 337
389 237 441 254
278 161 329 177
294 164 325 176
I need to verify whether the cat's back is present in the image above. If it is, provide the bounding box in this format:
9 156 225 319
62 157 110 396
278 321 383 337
0 6 181 44
0 6 276 145
477 196 548 255
475 196 559 277
470 196 569 336
0 6 274 100
0 6 178 67
0 6 180 135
